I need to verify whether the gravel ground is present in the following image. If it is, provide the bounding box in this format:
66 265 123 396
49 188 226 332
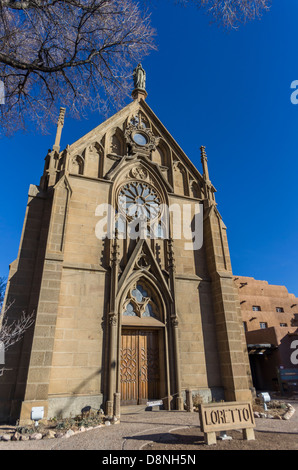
0 400 297 451
143 427 298 451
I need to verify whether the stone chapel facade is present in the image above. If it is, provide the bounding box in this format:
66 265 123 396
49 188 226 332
0 78 252 424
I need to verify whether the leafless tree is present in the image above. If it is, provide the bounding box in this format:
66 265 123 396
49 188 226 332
178 0 271 29
0 0 271 136
0 276 34 376
0 0 156 136
0 301 35 376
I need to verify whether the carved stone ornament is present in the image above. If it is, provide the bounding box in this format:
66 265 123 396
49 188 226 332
110 237 120 266
136 251 150 270
124 123 160 154
109 313 117 326
172 158 179 171
167 238 176 272
57 107 66 126
170 316 179 327
88 144 97 154
130 167 148 180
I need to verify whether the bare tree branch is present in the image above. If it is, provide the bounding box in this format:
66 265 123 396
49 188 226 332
0 0 156 136
0 0 271 135
0 300 35 376
177 0 271 28
0 307 34 350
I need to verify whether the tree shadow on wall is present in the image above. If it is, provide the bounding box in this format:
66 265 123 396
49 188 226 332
0 191 50 423
53 368 102 419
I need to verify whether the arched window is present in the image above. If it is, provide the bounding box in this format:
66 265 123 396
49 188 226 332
174 162 188 196
70 155 84 175
110 128 124 155
190 181 200 199
152 142 170 168
123 283 159 319
84 142 104 178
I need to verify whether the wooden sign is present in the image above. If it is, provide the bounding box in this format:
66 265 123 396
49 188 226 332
198 401 255 445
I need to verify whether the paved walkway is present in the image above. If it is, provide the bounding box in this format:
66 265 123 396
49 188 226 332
0 402 298 450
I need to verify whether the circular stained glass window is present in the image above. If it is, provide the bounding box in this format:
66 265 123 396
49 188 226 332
118 182 161 221
133 133 148 146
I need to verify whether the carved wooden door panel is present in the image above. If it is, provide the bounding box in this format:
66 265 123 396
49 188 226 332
120 330 138 405
120 330 160 405
138 331 160 403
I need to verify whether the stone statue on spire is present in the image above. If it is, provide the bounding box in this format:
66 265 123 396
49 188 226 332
133 63 146 90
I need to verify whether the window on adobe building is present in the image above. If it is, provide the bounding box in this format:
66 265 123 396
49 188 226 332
260 322 268 329
276 307 284 313
252 306 261 311
280 323 287 327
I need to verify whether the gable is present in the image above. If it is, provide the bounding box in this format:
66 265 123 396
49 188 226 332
58 97 206 200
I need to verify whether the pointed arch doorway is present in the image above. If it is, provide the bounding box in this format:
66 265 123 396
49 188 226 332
119 281 168 406
120 329 161 405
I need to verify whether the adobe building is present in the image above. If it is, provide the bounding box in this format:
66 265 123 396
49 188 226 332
234 276 298 392
0 66 252 424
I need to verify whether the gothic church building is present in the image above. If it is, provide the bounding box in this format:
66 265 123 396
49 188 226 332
0 69 252 423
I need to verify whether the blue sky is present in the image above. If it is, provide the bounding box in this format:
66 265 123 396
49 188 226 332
1 0 298 296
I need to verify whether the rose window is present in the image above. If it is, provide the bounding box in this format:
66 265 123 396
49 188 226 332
118 182 161 221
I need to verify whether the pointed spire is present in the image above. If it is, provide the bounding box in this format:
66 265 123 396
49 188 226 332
200 146 216 204
200 145 210 181
53 107 66 152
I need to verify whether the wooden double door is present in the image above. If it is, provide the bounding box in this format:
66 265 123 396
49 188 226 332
120 329 160 405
